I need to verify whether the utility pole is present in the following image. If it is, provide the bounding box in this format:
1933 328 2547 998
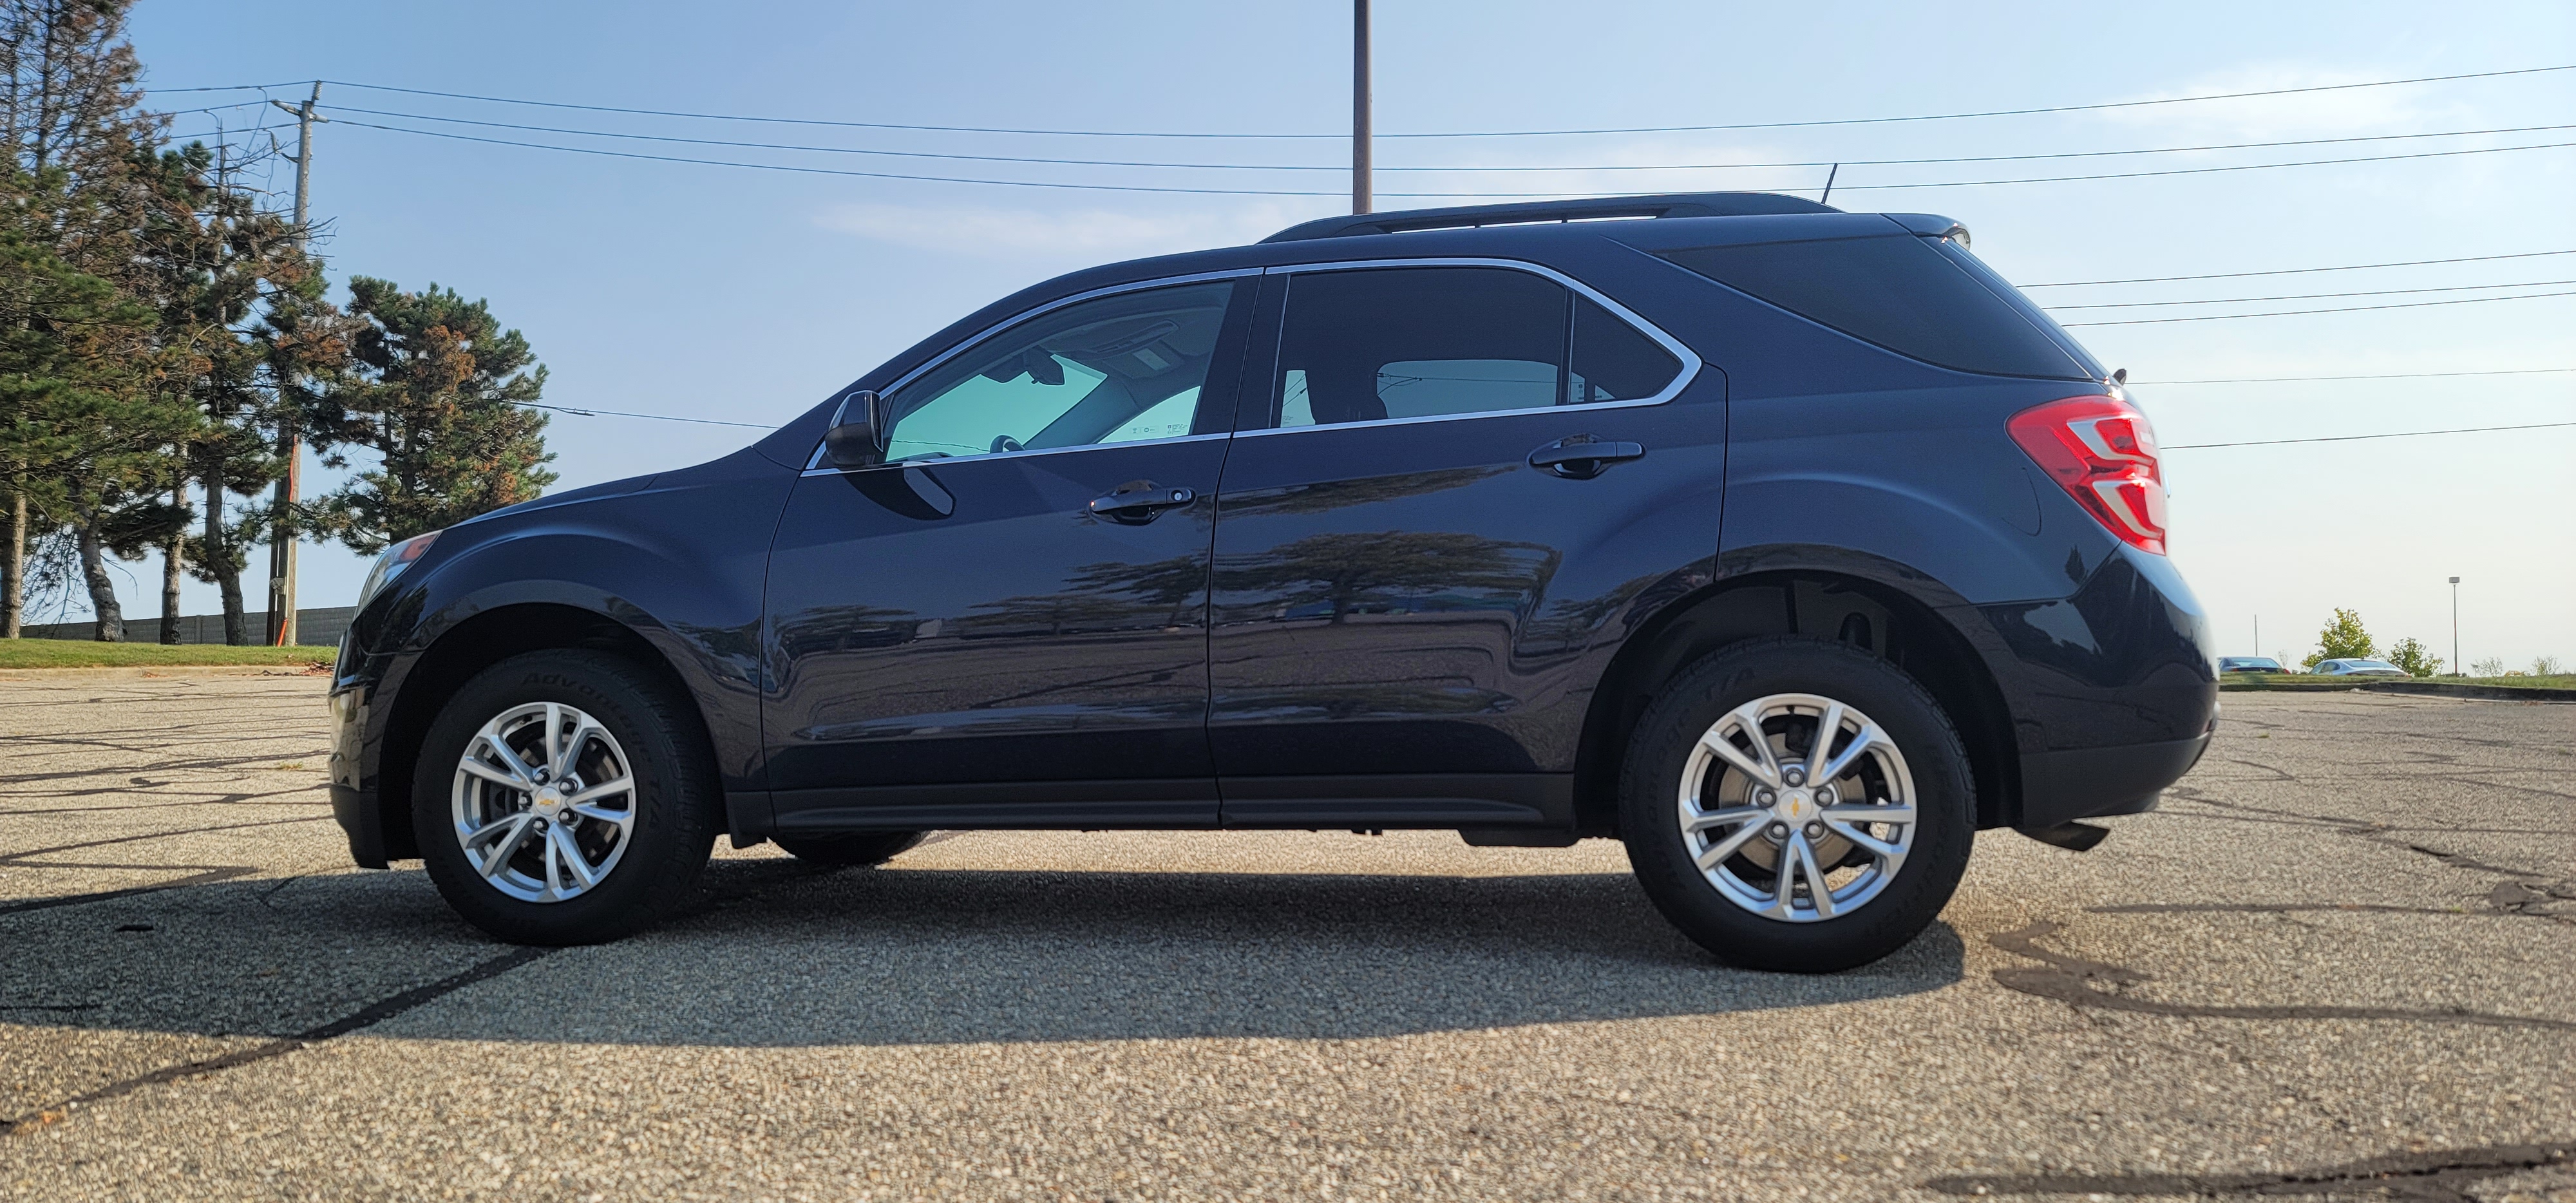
2448 576 2461 676
265 84 327 647
1352 0 1372 215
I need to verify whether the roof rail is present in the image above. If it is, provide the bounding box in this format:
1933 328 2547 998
1258 191 1839 244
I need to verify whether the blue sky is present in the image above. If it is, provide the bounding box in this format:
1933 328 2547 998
71 1 2575 668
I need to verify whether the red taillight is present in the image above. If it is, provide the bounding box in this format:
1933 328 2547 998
2007 395 2168 556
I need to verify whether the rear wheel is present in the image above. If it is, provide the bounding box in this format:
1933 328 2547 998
1620 636 1973 972
774 831 927 867
413 649 719 945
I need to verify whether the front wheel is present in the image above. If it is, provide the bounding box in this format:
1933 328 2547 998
1620 637 1974 972
413 649 719 945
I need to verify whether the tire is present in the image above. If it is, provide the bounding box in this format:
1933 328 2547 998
1619 636 1974 973
773 831 927 867
413 649 719 945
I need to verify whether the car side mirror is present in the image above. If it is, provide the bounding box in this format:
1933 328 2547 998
823 390 889 469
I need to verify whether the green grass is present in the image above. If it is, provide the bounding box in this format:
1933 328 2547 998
2222 671 2576 692
0 640 334 670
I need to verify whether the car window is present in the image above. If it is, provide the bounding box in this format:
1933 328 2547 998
884 281 1236 461
1571 293 1683 403
1262 266 1678 430
1654 234 2093 379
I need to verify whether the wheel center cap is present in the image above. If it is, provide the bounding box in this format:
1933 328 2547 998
533 788 564 815
1777 790 1813 822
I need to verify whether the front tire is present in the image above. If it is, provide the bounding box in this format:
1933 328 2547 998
1620 636 1974 972
413 649 719 945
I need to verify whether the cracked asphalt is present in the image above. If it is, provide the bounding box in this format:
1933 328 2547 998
1 669 2571 1201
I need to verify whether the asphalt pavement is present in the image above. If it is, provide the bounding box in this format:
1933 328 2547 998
2 668 2570 1201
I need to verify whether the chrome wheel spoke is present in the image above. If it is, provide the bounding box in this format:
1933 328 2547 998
1772 833 1802 912
567 801 629 824
1684 806 1765 833
1700 725 1779 789
476 815 534 879
1822 803 1913 827
1823 817 1903 859
1814 723 1883 787
460 758 527 790
563 779 629 807
1804 701 1846 779
1791 834 1835 918
549 826 598 891
1695 820 1766 870
553 716 601 781
478 732 541 786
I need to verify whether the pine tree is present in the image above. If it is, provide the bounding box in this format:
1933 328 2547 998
308 278 552 552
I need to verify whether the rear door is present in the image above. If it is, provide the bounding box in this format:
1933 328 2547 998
1206 261 1718 828
761 276 1256 830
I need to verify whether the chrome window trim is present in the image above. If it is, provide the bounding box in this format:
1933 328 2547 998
802 255 1705 473
1236 256 1705 439
804 267 1260 473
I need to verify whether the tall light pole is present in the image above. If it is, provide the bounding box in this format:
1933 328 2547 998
264 84 327 647
2449 576 2461 676
1352 0 1372 215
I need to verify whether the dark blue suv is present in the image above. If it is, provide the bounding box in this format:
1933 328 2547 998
328 193 2216 972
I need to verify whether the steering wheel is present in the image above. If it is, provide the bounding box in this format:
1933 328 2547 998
989 434 1025 454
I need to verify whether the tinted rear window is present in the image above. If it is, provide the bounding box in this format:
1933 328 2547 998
1658 234 2093 379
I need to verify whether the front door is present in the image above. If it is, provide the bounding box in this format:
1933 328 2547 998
762 277 1255 830
1207 263 1716 827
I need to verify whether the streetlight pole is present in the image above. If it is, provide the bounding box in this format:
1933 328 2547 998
2449 576 2461 676
1352 0 1371 215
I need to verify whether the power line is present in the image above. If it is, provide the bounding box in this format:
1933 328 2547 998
2061 289 2576 326
2163 420 2576 450
2139 368 2576 384
153 63 2569 141
516 401 773 429
2022 249 2576 287
312 104 2576 175
2045 279 2576 310
328 116 2576 199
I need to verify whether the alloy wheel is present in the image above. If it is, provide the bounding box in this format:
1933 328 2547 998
450 701 637 903
1675 692 1918 922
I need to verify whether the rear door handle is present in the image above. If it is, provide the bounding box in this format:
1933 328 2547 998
1088 483 1197 524
1529 437 1645 479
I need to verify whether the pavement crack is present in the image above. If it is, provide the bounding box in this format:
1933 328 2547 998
1924 1140 2575 1200
1985 922 2576 1030
0 945 557 1138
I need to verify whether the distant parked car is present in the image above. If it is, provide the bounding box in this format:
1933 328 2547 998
2311 659 2408 677
2216 656 2285 674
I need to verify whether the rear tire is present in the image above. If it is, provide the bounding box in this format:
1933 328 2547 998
774 831 927 867
413 649 719 946
1619 636 1974 973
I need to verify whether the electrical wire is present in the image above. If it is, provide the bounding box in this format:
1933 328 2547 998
2060 289 2576 326
2044 279 2576 310
329 116 2576 200
515 401 772 429
2137 368 2576 384
2022 249 2576 287
174 63 2570 140
311 104 2576 175
2163 421 2576 449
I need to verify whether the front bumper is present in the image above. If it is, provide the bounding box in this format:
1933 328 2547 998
328 684 388 868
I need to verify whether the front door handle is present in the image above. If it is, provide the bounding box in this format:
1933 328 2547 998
1529 436 1645 479
1088 482 1197 524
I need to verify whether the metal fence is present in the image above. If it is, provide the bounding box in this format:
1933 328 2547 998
20 606 355 648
